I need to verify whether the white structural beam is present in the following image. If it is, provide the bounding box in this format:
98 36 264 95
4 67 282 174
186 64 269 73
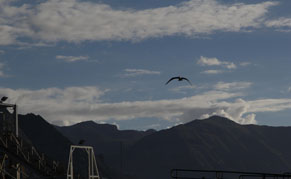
67 145 100 179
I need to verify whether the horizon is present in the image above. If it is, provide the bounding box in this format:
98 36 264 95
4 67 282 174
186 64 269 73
41 114 291 131
1 0 291 130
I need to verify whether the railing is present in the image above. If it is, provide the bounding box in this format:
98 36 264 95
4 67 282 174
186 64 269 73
171 169 291 179
0 131 64 178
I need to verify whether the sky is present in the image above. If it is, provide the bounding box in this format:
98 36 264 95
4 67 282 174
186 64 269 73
1 0 291 130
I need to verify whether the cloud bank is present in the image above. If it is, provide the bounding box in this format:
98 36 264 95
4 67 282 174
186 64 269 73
0 0 278 45
1 85 291 127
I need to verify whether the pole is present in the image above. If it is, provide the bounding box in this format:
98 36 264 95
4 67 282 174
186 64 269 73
14 105 18 137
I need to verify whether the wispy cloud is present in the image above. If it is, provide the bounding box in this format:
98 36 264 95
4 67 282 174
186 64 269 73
56 55 89 62
197 56 237 69
264 17 291 32
201 70 225 75
214 82 252 91
265 18 291 28
0 0 278 45
0 1 32 45
240 62 251 67
197 56 252 75
170 81 252 93
122 69 161 77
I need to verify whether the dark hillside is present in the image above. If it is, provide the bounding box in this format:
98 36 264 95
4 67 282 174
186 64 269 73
125 116 291 179
56 120 156 170
18 114 122 179
21 114 291 179
18 113 72 163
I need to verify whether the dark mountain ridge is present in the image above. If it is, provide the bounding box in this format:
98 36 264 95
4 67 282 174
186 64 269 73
125 116 291 179
18 114 121 179
18 114 291 179
56 120 156 171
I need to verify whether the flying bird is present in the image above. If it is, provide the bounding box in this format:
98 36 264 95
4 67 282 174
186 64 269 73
165 76 192 85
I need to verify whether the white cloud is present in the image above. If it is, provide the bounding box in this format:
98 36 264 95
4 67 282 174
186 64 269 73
56 55 88 62
0 88 241 125
180 98 257 124
169 81 252 93
225 62 237 69
0 1 32 45
240 62 251 67
265 18 291 32
0 0 279 44
248 99 291 113
214 82 252 91
197 56 237 69
201 70 225 74
265 18 291 28
1 86 291 127
122 68 161 77
197 56 222 66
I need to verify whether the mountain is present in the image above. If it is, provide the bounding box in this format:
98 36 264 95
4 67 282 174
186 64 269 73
18 113 120 179
19 114 291 179
18 113 72 163
125 116 291 179
56 120 156 171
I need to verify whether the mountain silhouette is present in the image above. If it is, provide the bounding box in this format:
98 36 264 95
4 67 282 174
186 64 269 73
18 114 123 179
125 116 291 179
19 113 72 163
18 114 291 179
56 120 156 171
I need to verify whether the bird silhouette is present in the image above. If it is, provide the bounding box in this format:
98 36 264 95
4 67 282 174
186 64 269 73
78 139 85 145
0 96 8 103
165 76 192 85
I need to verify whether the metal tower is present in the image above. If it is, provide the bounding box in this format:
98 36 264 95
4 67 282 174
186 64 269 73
0 100 64 178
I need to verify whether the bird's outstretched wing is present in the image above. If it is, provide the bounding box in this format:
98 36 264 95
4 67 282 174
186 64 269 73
181 77 192 85
165 77 179 85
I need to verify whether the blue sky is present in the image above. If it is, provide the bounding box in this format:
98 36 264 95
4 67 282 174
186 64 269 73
1 0 291 130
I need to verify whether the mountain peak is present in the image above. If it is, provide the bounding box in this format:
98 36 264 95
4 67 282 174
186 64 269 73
185 115 239 128
65 120 119 133
204 115 237 123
